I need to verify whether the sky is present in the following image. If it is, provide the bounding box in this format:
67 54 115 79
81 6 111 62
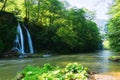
66 0 113 20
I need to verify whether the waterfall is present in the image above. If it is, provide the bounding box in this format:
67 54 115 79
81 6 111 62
12 23 25 54
18 23 25 54
12 22 34 54
24 26 34 54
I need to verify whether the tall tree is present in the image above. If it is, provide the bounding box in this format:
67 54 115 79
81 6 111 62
37 0 40 21
0 0 101 53
108 0 120 51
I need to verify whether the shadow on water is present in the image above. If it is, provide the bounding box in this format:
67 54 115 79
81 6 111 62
0 50 120 79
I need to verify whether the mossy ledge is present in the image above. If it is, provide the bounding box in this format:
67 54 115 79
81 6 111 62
108 56 120 62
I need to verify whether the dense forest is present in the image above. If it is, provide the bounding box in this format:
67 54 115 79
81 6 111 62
0 0 101 54
108 0 120 52
1 0 120 80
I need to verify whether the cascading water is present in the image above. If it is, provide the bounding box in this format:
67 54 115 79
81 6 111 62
18 23 25 54
12 22 34 54
12 23 25 54
24 26 34 54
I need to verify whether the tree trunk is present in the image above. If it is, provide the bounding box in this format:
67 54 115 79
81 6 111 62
37 0 40 21
24 0 29 24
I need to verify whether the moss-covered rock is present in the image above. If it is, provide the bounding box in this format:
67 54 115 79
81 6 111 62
108 56 120 62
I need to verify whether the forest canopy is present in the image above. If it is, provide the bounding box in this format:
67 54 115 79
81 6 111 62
108 0 120 51
0 0 101 53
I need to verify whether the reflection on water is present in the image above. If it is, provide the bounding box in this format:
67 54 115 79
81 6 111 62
0 50 120 80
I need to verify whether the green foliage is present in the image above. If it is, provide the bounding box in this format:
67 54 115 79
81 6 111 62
34 8 101 53
19 63 88 80
64 63 84 73
21 64 56 80
0 0 101 53
108 0 120 51
103 39 110 49
0 11 17 53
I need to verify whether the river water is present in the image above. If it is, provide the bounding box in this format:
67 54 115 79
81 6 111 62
0 50 120 80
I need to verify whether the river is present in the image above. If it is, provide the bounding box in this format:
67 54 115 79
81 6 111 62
0 50 120 80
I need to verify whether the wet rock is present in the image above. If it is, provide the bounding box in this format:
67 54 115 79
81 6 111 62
0 50 19 58
88 71 96 80
16 73 24 80
18 54 33 58
43 54 51 58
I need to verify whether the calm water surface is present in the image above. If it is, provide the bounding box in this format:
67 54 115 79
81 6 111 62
0 50 120 80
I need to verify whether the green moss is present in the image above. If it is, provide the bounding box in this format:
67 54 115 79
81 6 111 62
108 56 120 62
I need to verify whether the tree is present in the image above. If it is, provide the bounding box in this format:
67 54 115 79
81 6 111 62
84 20 101 51
108 0 120 51
1 0 7 11
0 11 17 53
0 0 101 53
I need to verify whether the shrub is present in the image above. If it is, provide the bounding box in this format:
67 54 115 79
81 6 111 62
19 63 89 80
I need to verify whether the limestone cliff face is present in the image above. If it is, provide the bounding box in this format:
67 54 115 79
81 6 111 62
0 11 17 53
